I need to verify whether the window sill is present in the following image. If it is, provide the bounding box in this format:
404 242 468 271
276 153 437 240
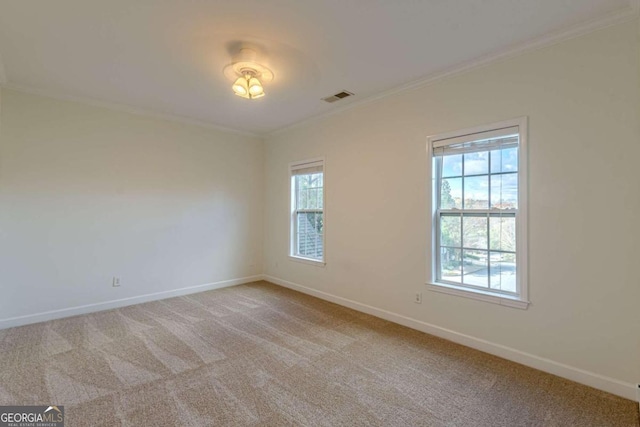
288 255 326 267
426 282 530 310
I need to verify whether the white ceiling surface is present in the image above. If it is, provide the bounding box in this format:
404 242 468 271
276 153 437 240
0 0 634 135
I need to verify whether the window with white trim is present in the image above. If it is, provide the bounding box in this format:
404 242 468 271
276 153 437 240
428 119 528 308
290 159 324 263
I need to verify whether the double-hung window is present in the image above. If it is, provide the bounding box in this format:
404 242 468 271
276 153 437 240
290 159 325 264
428 118 528 308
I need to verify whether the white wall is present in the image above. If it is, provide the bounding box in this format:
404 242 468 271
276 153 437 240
264 20 640 396
0 89 263 322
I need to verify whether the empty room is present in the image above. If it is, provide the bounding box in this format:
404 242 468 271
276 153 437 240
0 1 639 426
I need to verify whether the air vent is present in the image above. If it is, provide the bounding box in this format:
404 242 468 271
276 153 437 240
322 91 354 103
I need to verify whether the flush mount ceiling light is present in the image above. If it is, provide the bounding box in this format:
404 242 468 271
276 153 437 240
224 48 273 100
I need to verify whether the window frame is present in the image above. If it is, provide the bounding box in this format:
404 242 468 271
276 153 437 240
427 118 529 309
289 158 326 267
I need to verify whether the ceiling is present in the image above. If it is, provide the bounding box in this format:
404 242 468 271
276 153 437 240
0 0 635 135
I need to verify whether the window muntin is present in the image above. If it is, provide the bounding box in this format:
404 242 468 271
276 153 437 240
431 122 526 301
290 160 324 262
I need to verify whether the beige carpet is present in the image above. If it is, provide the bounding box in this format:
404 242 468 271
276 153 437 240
0 281 637 426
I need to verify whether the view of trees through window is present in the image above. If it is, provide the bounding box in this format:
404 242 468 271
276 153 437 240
438 147 518 293
295 172 324 260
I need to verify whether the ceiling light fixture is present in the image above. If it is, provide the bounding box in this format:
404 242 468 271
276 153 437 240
224 49 273 100
231 68 264 99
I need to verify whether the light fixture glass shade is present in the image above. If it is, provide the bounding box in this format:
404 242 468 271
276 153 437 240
248 77 264 97
232 76 249 98
224 59 272 100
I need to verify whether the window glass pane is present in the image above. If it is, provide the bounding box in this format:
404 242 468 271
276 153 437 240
489 216 516 252
295 176 306 208
441 178 462 209
440 247 461 283
311 173 323 209
440 215 461 247
462 250 488 288
490 147 518 174
296 173 324 210
292 167 324 261
307 188 317 209
463 215 488 249
490 173 518 209
464 175 488 209
489 252 516 292
297 212 323 259
306 189 314 209
442 155 462 178
464 152 489 176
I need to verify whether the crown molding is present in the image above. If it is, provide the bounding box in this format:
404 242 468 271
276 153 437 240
268 4 640 137
0 82 261 138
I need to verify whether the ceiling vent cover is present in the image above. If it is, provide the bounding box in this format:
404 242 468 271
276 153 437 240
322 91 354 103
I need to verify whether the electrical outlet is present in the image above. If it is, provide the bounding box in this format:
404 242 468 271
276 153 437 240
414 292 422 304
112 277 121 287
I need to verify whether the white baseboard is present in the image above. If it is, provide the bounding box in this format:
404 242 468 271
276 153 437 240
0 275 263 330
264 274 638 402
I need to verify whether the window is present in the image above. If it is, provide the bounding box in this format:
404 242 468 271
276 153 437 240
290 159 324 264
428 118 528 309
